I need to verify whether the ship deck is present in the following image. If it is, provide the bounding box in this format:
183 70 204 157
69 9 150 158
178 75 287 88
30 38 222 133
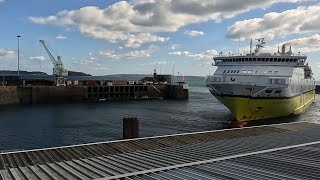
0 121 320 179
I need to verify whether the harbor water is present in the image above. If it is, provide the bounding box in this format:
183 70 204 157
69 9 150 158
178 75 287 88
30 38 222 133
0 76 319 151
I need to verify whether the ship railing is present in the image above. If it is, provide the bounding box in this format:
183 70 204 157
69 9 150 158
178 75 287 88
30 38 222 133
211 81 288 87
214 53 307 58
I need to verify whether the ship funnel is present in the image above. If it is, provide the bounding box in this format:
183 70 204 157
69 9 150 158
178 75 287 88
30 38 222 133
281 44 286 54
287 46 292 55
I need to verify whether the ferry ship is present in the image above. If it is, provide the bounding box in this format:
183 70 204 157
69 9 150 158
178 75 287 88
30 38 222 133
206 38 316 122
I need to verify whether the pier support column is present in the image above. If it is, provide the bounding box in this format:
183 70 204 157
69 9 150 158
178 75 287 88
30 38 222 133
123 117 139 139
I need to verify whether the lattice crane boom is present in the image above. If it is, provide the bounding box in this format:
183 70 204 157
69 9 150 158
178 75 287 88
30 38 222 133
39 40 59 67
39 40 68 86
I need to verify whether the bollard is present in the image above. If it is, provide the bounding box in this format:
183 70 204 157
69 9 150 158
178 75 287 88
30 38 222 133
123 117 139 139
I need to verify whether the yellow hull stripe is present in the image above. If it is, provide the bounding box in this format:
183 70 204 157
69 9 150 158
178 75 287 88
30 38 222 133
215 90 316 122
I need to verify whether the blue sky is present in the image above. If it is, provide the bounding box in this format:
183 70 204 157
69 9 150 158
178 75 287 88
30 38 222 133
0 0 320 78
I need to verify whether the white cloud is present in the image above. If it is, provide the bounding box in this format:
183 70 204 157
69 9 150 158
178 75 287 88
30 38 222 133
227 5 320 40
170 44 180 50
0 0 6 3
184 30 204 37
0 49 15 59
29 0 308 47
56 34 67 39
29 56 46 62
169 49 218 60
92 67 109 70
278 34 320 53
99 45 157 60
235 34 320 55
73 58 102 67
140 61 171 66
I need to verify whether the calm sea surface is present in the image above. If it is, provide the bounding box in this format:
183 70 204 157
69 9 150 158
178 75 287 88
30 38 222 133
0 76 319 151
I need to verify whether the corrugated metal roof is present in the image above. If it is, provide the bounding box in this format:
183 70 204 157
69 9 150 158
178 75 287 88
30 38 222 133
0 122 319 180
125 142 320 180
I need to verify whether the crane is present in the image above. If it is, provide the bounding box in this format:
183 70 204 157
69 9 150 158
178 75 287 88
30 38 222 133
39 40 68 86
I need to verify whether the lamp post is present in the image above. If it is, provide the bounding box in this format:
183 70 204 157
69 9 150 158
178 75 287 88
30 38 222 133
17 35 21 76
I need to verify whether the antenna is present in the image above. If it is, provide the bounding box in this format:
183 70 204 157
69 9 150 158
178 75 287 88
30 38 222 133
249 38 252 54
171 64 175 83
238 35 240 55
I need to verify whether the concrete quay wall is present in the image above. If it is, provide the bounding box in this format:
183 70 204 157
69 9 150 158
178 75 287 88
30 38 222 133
0 86 20 105
0 84 188 105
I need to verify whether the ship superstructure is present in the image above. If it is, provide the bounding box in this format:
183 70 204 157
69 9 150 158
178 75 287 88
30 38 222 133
206 38 316 122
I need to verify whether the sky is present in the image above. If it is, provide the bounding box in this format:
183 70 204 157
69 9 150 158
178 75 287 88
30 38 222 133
0 0 320 78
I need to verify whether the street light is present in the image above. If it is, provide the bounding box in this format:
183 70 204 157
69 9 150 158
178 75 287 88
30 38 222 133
17 35 21 76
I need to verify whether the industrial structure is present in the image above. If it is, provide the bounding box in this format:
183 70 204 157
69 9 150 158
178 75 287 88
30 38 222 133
39 40 68 86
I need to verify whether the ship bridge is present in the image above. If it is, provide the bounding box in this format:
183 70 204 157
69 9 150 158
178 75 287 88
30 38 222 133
213 55 307 66
213 38 307 67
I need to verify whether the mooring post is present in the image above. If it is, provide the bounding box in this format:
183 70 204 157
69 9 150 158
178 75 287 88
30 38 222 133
123 117 139 139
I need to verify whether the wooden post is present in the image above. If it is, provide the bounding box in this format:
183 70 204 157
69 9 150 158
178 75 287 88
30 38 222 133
123 117 139 139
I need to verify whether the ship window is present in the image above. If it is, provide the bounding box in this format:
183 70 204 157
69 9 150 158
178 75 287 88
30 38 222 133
281 58 285 62
245 87 254 91
227 70 230 73
266 58 270 61
274 90 282 93
278 58 281 62
223 70 226 73
248 70 253 74
257 58 261 61
294 59 298 62
242 70 247 73
274 71 279 74
266 90 273 93
289 59 293 62
253 58 257 61
231 70 234 73
262 58 265 61
245 58 248 61
286 58 289 62
249 58 253 61
255 70 259 74
267 71 272 74
237 70 240 73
